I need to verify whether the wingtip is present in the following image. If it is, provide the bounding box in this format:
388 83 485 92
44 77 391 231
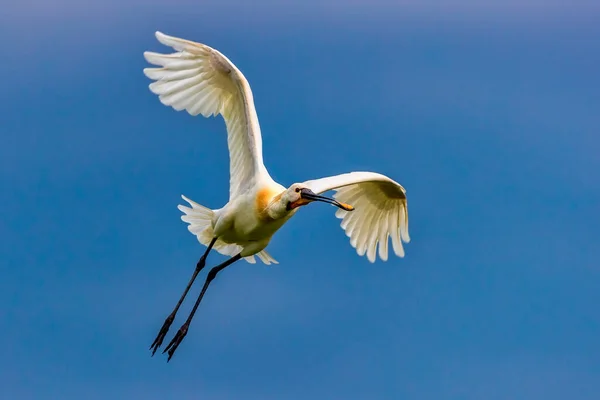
155 31 172 46
142 52 152 64
142 66 154 77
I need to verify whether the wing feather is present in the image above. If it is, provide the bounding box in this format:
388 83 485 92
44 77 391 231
144 31 270 199
303 171 410 262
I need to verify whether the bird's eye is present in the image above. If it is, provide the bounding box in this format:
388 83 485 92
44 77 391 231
295 187 301 193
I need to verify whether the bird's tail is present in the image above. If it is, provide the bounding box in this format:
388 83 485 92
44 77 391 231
178 195 278 265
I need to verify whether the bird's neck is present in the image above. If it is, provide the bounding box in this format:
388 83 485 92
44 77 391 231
266 196 294 220
255 183 290 221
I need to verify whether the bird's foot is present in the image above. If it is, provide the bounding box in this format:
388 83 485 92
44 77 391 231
149 313 175 356
163 323 189 362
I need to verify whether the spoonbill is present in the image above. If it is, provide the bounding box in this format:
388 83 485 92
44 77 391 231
143 31 410 361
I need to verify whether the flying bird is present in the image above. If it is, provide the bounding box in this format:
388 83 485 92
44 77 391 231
143 31 410 361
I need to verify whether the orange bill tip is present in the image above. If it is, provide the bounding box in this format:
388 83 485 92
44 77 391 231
340 203 354 211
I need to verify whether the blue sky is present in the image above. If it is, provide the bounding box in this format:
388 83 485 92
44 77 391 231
2 1 599 399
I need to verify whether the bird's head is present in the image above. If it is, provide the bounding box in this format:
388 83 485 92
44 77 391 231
284 184 355 212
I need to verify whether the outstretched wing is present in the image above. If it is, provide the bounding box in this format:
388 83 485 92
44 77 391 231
143 31 270 199
303 172 410 263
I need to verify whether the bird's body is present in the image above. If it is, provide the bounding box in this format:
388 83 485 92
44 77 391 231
143 31 411 360
208 180 292 256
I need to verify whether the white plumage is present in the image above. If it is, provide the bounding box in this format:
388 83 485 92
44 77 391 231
145 31 412 361
143 31 410 264
177 195 278 265
144 31 268 201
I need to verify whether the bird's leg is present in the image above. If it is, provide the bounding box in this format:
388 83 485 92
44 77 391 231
149 237 218 356
163 253 242 361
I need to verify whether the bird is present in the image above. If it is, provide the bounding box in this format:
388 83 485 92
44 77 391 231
143 31 410 361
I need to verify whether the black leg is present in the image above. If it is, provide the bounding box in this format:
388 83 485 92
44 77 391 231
163 253 242 361
150 237 218 356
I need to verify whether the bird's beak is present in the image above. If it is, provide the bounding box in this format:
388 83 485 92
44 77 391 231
299 188 354 211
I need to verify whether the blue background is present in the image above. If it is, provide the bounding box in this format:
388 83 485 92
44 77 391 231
2 1 599 399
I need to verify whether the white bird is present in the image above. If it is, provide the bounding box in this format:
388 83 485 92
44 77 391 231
143 31 410 361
